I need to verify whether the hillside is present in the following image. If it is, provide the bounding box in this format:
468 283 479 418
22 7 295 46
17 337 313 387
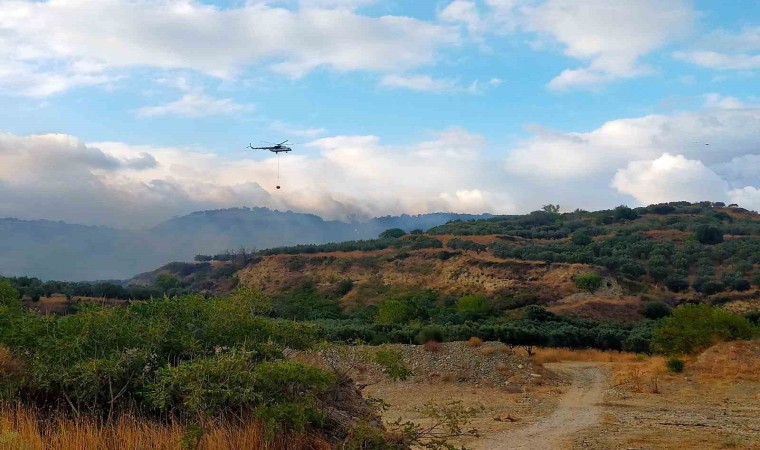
0 208 490 280
141 202 760 322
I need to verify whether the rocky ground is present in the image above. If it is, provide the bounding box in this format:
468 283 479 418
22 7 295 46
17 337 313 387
306 341 760 449
571 342 760 449
292 341 562 389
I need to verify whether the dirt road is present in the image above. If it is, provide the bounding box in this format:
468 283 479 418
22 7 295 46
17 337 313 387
474 362 607 450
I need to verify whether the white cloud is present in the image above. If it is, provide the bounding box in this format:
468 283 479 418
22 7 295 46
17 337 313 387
269 121 327 138
523 0 695 90
674 51 760 71
297 0 379 10
702 93 751 110
504 103 760 179
0 60 112 97
500 96 759 211
380 74 502 94
438 0 524 35
674 26 760 71
728 186 760 211
137 92 253 118
0 0 459 95
380 74 460 92
438 0 486 35
0 128 514 227
611 153 729 205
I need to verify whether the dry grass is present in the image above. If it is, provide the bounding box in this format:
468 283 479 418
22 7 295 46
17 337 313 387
466 337 483 348
531 347 646 365
610 358 667 393
530 347 668 394
0 406 329 450
479 347 496 356
690 341 760 382
423 341 441 352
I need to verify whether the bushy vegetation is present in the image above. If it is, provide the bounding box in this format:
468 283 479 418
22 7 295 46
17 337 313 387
573 273 604 292
312 298 657 353
373 349 411 381
477 203 760 294
652 304 756 355
6 276 170 301
666 357 685 373
0 281 364 443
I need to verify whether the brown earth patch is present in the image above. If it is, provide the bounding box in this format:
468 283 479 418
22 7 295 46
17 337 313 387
550 297 644 322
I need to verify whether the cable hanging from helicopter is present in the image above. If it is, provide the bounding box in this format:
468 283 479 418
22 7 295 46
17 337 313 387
247 140 293 190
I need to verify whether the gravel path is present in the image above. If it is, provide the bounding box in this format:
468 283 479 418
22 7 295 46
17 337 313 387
473 362 606 450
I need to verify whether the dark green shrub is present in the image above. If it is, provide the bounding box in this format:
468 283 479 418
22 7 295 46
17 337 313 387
666 357 685 373
574 273 603 292
695 225 723 245
378 228 405 239
456 295 490 317
407 236 443 250
730 278 751 292
614 205 638 221
285 256 307 271
436 250 458 260
665 276 689 293
571 232 592 246
375 300 414 325
334 279 354 297
416 326 444 344
642 302 671 319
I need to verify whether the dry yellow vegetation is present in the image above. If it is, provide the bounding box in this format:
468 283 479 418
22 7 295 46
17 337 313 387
0 407 328 450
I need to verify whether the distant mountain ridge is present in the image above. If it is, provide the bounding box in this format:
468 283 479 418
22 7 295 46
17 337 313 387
0 208 493 281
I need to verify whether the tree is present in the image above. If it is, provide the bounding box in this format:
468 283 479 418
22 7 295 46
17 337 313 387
614 205 638 221
456 295 490 317
155 273 180 293
194 254 213 262
694 225 723 245
574 273 603 292
665 276 689 293
375 300 414 325
571 232 592 246
642 302 671 319
542 204 560 214
378 228 405 239
0 278 20 308
652 304 754 355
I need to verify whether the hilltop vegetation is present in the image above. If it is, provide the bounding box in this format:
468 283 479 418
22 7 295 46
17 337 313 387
130 202 758 308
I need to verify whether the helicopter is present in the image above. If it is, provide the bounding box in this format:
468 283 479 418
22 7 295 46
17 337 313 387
246 140 294 189
247 140 293 154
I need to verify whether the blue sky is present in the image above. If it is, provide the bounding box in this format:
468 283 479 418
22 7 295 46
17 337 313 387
0 0 757 227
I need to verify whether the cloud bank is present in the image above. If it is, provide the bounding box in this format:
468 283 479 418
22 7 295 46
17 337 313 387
1 97 757 228
0 0 459 96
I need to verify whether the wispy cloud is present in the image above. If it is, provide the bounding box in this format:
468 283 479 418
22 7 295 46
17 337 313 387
674 26 760 71
137 92 253 118
380 74 503 94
